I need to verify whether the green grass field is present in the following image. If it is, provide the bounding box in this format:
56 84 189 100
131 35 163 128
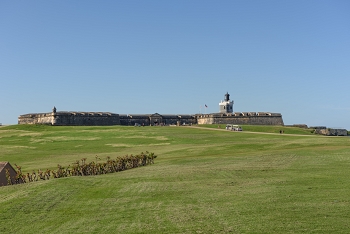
1 124 350 233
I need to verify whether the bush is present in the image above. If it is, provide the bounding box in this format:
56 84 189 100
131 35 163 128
8 151 157 185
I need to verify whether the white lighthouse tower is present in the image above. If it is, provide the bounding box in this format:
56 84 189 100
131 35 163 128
219 92 234 113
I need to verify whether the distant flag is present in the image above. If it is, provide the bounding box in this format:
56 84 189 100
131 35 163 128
205 104 208 108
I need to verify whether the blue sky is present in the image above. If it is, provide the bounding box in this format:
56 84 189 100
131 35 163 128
1 1 349 129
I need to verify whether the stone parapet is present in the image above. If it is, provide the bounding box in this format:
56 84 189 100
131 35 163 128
18 112 120 126
196 113 284 125
54 112 119 126
18 113 55 125
119 114 196 126
314 128 348 136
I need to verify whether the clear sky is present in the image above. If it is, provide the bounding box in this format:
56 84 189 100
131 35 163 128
1 1 349 129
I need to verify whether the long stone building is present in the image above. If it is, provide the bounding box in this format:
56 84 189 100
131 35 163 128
18 93 284 126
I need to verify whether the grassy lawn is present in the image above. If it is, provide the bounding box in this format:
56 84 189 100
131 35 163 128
0 125 350 233
200 124 315 135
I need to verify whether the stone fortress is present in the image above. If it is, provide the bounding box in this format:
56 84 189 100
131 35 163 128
18 92 284 126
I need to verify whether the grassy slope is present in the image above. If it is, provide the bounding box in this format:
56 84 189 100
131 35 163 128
201 124 315 135
0 125 350 233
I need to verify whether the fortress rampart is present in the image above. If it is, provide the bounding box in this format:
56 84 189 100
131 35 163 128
312 128 348 136
17 93 284 126
18 112 120 126
119 114 196 126
18 111 283 126
18 113 55 125
196 112 284 125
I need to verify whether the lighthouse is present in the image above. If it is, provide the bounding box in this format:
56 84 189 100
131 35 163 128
219 92 234 113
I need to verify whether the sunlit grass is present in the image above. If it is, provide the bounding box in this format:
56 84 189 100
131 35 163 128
0 125 350 233
200 124 315 135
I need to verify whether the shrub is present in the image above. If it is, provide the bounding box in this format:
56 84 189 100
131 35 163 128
8 151 157 185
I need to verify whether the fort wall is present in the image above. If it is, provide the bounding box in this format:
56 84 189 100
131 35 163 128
19 111 283 126
119 114 196 126
54 112 120 126
18 112 120 126
18 93 285 127
314 128 348 136
197 112 284 125
18 113 55 125
120 115 149 126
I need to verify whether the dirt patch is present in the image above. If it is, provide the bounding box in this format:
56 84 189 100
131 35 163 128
31 136 100 143
105 143 130 147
